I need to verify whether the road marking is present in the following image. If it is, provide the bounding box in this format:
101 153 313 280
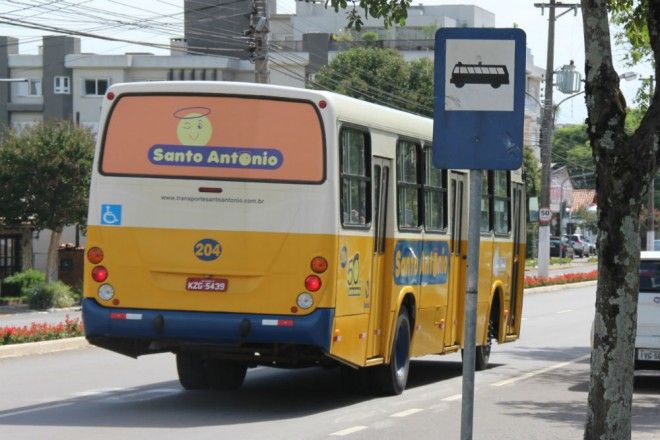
71 387 124 398
442 393 462 401
330 426 368 436
0 402 72 418
491 354 590 387
390 408 423 418
556 309 573 314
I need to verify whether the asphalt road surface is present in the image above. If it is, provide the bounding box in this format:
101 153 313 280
0 284 658 439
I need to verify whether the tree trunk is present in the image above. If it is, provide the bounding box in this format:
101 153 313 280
46 228 62 283
582 1 660 439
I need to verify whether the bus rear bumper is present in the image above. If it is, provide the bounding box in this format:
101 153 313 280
82 298 334 355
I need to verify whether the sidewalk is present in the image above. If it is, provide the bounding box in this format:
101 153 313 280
524 258 597 278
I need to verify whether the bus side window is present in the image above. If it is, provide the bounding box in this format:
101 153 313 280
493 170 511 235
423 147 448 232
397 140 422 231
340 127 371 228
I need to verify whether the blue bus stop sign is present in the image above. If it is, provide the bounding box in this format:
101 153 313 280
433 28 526 170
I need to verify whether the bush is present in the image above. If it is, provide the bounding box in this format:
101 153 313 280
26 281 76 310
1 269 46 297
0 316 84 345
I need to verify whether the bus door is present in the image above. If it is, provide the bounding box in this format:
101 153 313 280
507 183 524 336
367 157 390 358
445 172 467 348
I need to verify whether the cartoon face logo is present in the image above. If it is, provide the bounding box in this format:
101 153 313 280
174 107 213 146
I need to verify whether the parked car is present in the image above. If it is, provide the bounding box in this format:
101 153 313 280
636 251 660 368
590 251 660 370
550 236 574 258
565 234 591 258
585 239 597 255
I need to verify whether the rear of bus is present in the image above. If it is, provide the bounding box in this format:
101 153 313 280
82 82 338 372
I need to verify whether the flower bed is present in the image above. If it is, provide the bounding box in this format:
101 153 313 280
524 269 598 289
0 315 83 346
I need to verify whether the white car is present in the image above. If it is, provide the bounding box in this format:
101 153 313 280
590 251 660 369
636 251 660 368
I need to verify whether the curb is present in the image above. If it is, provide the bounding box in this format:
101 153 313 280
0 336 89 360
524 280 597 294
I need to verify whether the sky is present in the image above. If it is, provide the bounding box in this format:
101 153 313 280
0 0 653 124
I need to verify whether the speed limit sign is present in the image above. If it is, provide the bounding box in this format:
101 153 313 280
539 208 552 222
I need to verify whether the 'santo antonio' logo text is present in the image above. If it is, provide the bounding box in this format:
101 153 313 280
393 241 450 285
147 106 283 170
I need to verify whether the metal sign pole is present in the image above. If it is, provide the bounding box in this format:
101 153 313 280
433 27 526 440
460 169 482 440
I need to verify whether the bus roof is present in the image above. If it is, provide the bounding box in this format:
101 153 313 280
106 81 433 143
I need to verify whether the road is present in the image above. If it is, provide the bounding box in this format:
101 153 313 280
0 284 658 439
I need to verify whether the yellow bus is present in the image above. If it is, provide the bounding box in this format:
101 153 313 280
82 81 526 395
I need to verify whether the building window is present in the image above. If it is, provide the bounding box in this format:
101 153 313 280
397 139 421 230
84 79 109 96
340 127 370 228
16 79 42 97
54 76 70 94
0 235 22 280
423 147 448 232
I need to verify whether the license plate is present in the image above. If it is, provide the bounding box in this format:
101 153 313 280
186 278 228 292
637 348 660 361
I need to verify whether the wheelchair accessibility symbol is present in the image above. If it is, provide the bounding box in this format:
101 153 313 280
101 204 122 225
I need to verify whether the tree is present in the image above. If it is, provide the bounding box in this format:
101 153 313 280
321 0 659 438
581 1 659 438
0 121 95 282
552 124 594 188
523 145 541 198
311 47 433 116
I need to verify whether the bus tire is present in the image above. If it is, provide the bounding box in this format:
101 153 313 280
206 359 247 390
176 352 209 390
374 309 411 395
475 319 496 371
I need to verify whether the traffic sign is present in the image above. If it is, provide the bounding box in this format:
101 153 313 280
433 28 526 170
539 208 552 222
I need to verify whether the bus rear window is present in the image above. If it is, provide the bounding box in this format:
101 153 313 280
101 94 325 183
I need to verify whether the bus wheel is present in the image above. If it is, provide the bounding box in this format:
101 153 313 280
206 359 247 390
374 309 411 395
475 319 496 371
176 352 209 390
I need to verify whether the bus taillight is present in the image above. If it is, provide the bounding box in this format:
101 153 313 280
87 247 104 264
310 256 328 273
305 275 321 292
92 266 109 283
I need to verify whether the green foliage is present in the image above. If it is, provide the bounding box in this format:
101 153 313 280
0 121 94 232
26 281 77 310
420 23 437 39
573 207 599 235
361 31 379 41
1 269 46 297
311 47 433 116
609 0 651 65
552 124 594 188
522 145 540 197
330 0 413 30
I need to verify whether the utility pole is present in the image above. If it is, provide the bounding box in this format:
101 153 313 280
647 76 655 250
247 0 269 84
534 1 580 277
